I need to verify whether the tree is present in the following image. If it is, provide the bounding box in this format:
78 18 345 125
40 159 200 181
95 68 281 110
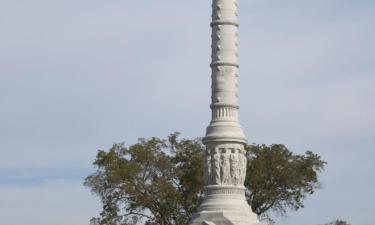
90 218 101 225
84 133 326 225
321 220 350 225
246 144 326 218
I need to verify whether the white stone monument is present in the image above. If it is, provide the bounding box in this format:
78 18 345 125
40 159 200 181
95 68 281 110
188 0 267 225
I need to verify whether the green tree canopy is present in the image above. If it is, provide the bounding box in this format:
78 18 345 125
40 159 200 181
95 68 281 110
84 133 326 225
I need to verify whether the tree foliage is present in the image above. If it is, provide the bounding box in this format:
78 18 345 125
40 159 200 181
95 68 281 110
321 219 350 225
84 133 326 225
246 144 326 216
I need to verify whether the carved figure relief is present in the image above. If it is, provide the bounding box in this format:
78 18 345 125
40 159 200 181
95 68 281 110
230 149 240 186
211 149 221 185
239 150 247 184
220 150 231 185
204 150 212 186
205 145 247 186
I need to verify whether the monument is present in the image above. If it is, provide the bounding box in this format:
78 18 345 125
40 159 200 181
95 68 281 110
188 0 267 224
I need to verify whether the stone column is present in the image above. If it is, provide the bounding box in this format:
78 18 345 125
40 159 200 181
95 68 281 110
189 0 266 224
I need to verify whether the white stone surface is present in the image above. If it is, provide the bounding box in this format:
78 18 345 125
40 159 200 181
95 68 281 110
188 0 267 224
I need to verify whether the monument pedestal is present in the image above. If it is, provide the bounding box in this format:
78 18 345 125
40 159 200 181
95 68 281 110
189 186 266 225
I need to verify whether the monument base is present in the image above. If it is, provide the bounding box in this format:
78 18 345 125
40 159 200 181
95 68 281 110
189 186 267 225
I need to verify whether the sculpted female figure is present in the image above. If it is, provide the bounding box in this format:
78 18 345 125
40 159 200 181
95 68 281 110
221 150 231 185
204 150 212 186
230 149 240 186
239 149 247 185
211 148 221 185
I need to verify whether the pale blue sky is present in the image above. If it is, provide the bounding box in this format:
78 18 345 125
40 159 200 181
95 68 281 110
0 0 374 225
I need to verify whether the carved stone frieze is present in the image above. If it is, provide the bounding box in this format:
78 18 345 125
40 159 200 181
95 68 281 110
204 144 247 186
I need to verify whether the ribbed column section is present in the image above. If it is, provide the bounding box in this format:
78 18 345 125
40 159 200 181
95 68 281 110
188 0 266 224
204 0 246 144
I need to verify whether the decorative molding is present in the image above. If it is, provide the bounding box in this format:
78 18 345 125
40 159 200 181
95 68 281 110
210 20 239 27
210 62 239 68
205 187 245 195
